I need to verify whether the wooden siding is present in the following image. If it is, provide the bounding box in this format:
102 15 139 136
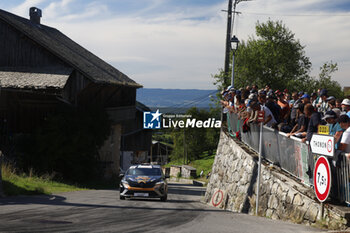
121 109 152 151
0 19 68 69
77 83 136 108
0 90 60 133
63 71 91 105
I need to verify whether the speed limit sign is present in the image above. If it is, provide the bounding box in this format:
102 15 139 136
314 156 331 202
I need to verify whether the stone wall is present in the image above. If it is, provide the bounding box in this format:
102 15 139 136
170 166 181 177
204 131 348 230
181 165 197 178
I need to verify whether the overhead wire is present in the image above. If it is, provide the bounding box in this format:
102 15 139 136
161 89 219 112
242 11 350 17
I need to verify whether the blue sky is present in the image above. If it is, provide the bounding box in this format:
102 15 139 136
1 0 350 89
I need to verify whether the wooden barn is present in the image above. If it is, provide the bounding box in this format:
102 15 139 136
0 7 150 178
120 102 152 170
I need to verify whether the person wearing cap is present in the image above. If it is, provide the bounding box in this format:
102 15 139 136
220 90 235 113
341 98 350 118
323 110 344 149
317 89 329 115
301 94 311 104
339 115 350 154
326 96 336 102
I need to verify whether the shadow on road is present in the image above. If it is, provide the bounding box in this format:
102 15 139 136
168 187 205 196
167 183 198 187
0 194 223 213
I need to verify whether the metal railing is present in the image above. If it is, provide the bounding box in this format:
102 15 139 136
336 153 350 204
227 111 350 204
227 112 312 186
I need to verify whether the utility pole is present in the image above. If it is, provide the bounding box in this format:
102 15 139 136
224 0 249 85
224 0 233 84
183 129 186 165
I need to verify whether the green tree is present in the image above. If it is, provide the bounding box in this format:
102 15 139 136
312 61 343 98
236 20 312 91
214 20 312 92
213 20 342 99
170 107 220 163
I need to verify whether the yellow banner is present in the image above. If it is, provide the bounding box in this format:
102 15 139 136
318 125 330 135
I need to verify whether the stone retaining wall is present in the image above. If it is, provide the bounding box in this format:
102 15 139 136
204 131 348 230
181 165 196 178
169 166 181 177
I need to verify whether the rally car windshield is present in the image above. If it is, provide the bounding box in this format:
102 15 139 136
126 168 162 176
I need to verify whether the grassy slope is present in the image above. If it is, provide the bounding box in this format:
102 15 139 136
1 164 86 196
165 153 215 178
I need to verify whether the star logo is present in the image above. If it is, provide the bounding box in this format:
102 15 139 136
143 109 162 129
150 109 162 122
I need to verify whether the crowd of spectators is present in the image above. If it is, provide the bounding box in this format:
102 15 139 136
221 85 350 155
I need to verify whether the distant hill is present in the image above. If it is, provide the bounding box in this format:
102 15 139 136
136 88 217 113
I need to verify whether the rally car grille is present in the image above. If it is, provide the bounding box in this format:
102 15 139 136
128 181 156 188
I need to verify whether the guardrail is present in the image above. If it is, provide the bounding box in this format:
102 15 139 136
227 112 313 186
226 111 350 204
336 153 350 204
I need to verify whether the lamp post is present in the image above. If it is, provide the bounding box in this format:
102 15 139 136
230 35 239 88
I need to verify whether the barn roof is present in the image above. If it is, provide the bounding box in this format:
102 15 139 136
0 67 72 89
0 9 142 88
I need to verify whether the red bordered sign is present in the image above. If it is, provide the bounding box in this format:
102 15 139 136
257 111 265 123
211 190 224 207
313 156 331 202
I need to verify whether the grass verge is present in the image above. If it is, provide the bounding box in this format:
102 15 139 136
164 152 215 180
1 163 87 196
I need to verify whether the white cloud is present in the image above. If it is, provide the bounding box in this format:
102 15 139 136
42 0 74 20
6 0 350 89
236 0 350 88
43 2 226 89
11 0 47 16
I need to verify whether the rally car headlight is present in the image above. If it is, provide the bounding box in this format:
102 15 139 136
121 180 129 188
154 180 164 188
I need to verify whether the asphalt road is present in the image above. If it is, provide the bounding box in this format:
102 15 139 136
0 182 324 233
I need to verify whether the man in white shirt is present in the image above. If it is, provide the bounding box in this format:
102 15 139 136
251 101 277 128
339 115 350 154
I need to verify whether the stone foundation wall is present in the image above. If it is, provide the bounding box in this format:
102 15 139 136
181 165 197 178
204 131 347 229
170 166 181 177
